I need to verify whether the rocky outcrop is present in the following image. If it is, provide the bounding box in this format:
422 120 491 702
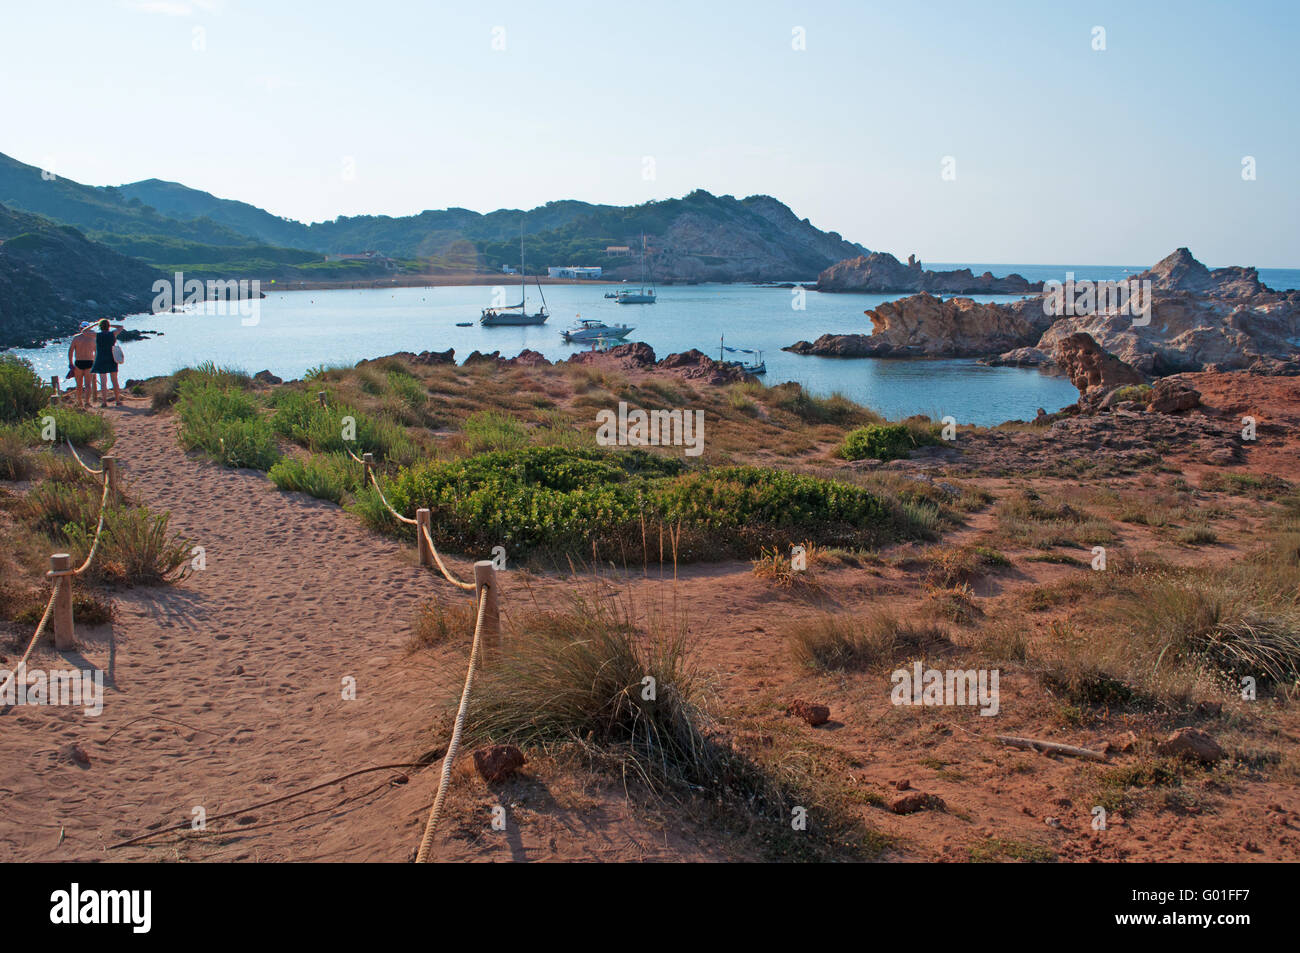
816 251 1042 294
1146 377 1201 414
793 249 1296 374
566 341 657 369
657 348 752 384
1137 247 1271 297
1011 290 1300 375
1056 332 1144 392
785 294 1051 358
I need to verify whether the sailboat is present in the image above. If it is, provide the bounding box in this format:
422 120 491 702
719 335 766 375
614 234 656 304
481 223 549 326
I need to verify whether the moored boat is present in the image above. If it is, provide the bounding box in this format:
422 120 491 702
561 317 635 343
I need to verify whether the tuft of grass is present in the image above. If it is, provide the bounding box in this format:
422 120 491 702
1176 524 1217 546
1132 570 1300 688
0 425 35 481
268 453 362 504
461 410 529 454
967 837 1056 863
64 505 193 585
408 596 477 650
787 611 949 670
177 380 281 470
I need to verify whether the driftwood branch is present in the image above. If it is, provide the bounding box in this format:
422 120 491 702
995 735 1109 762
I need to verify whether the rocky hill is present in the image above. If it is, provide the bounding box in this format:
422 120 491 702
815 251 1041 294
0 203 160 349
1 153 865 282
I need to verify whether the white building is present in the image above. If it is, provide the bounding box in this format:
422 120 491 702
547 266 602 279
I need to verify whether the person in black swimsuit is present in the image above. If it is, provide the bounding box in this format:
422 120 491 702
91 318 126 408
67 322 99 408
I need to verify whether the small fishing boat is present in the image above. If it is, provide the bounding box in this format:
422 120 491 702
719 336 766 375
561 317 634 343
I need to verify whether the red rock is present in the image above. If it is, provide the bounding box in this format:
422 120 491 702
1147 377 1201 414
1156 727 1226 764
894 779 911 791
471 744 525 783
784 699 830 726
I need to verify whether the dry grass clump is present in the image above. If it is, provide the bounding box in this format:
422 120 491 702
408 596 478 650
924 583 984 625
993 488 1114 550
923 543 1010 587
787 610 950 671
750 541 827 588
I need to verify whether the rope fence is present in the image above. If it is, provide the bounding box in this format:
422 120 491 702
346 444 502 861
0 437 114 701
12 421 499 861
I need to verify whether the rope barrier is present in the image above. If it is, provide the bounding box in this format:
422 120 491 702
70 474 112 576
420 523 476 592
1 441 113 703
415 584 489 863
364 464 418 526
350 445 473 589
65 437 104 476
0 580 59 700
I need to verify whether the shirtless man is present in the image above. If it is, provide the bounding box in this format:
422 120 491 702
66 322 98 408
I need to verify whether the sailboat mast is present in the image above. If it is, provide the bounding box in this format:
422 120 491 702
520 221 526 310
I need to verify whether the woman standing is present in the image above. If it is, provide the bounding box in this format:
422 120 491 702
91 318 126 408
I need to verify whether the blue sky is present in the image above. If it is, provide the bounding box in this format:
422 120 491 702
3 0 1297 265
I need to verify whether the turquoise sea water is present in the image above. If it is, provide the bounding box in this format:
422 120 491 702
10 282 1080 426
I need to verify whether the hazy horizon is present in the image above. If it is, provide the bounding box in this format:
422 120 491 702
4 0 1298 266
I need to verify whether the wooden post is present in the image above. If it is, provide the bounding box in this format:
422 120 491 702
362 452 375 486
50 375 60 403
102 456 120 497
49 554 74 651
317 390 328 407
416 508 432 566
473 560 500 661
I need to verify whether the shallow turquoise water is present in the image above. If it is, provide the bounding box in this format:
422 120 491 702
12 282 1080 426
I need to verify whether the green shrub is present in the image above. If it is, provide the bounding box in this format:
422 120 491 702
380 446 904 560
1110 384 1154 404
268 453 362 503
176 380 280 470
269 389 414 464
839 423 932 462
0 356 48 424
